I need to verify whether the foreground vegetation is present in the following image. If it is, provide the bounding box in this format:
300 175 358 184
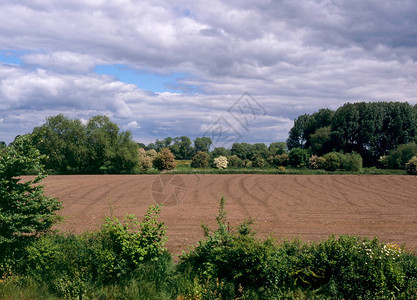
1 198 417 299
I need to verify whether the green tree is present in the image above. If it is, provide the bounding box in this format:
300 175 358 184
309 126 335 155
268 142 287 155
194 137 213 154
31 114 88 173
85 115 120 173
250 143 269 159
288 148 309 167
384 142 417 169
0 135 62 249
231 143 252 166
191 151 209 168
170 136 193 160
109 131 139 174
211 147 230 158
287 114 311 150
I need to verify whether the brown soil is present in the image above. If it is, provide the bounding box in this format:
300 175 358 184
32 174 417 254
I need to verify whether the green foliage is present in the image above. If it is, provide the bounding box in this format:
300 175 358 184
0 135 62 249
309 155 325 169
289 148 310 167
210 147 230 158
190 151 209 168
286 236 417 298
30 114 139 174
179 197 282 296
252 155 268 168
227 155 244 168
406 156 417 175
288 102 417 166
322 152 341 171
194 137 212 154
2 199 417 299
21 205 169 298
169 136 193 160
309 126 335 155
383 142 417 169
271 153 290 167
268 142 287 155
340 152 363 171
153 148 177 171
94 205 168 282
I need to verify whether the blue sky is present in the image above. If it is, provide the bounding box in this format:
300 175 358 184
0 1 416 146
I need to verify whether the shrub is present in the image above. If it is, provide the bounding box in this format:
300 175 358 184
385 142 417 169
309 155 325 169
322 152 341 171
277 166 286 173
138 148 153 172
252 155 267 168
289 148 309 167
406 156 417 175
341 152 363 171
23 205 169 297
153 148 176 171
213 156 228 169
178 198 282 296
290 236 417 298
227 155 244 168
272 153 289 167
190 151 209 168
0 135 62 259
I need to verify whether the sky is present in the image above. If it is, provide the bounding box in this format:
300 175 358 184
1 0 417 147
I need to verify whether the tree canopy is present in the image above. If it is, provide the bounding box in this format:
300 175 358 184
30 115 139 174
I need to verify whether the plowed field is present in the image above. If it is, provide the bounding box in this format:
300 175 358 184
33 174 417 254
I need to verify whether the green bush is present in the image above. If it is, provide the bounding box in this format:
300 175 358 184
178 197 283 296
153 148 176 171
406 156 417 175
289 148 309 167
289 236 416 298
252 155 268 168
384 142 417 169
22 205 169 298
227 155 244 168
271 153 290 167
340 152 363 171
0 135 62 273
190 151 209 168
322 152 341 171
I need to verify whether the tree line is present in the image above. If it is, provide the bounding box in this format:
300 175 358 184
287 102 417 166
1 101 416 173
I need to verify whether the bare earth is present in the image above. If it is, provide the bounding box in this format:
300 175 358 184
34 174 417 254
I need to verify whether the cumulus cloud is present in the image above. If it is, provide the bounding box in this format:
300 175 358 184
0 0 416 144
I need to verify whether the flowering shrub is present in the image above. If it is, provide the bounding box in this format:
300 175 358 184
213 156 228 169
309 155 325 169
406 156 417 175
153 148 176 171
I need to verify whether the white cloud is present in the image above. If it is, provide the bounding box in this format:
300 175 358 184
127 121 140 129
0 0 417 144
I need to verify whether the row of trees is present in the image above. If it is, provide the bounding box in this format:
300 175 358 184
140 136 213 160
287 102 417 166
28 115 139 174
1 101 416 173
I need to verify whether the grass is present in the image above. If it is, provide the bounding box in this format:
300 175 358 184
162 167 408 175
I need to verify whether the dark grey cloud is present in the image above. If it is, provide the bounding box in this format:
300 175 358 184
0 0 416 144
